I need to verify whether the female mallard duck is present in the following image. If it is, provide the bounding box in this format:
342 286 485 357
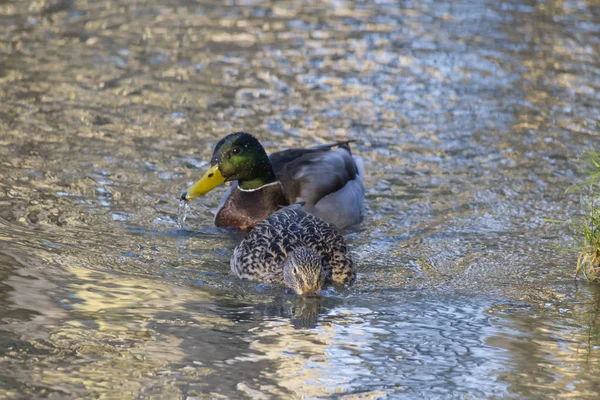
181 132 364 230
230 204 355 295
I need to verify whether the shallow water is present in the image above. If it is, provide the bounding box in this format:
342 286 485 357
1 0 599 398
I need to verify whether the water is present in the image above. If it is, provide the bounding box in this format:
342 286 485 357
0 0 599 398
177 200 190 229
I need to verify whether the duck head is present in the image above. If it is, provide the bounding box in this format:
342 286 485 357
282 247 325 296
181 132 277 201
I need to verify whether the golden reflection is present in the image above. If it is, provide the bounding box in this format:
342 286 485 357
487 284 600 398
231 305 385 397
2 252 224 398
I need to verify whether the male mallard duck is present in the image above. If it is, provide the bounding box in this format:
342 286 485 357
230 204 355 295
181 132 364 230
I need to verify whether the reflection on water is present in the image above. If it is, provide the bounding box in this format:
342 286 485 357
1 0 599 397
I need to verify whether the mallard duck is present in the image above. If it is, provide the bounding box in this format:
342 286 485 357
181 132 364 230
230 204 355 295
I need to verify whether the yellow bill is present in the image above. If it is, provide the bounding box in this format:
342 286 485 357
182 164 226 201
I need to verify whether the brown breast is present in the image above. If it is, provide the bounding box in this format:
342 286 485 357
215 183 287 230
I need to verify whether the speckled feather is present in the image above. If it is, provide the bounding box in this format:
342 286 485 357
230 204 355 286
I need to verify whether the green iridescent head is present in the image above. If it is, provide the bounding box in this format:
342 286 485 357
181 132 277 201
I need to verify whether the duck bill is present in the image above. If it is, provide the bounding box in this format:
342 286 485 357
301 283 320 296
182 165 226 201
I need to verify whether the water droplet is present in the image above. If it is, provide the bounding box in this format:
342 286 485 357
177 200 190 229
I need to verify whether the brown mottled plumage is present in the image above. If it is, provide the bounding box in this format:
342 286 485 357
230 204 356 289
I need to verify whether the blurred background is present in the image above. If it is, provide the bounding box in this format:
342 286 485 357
0 0 599 398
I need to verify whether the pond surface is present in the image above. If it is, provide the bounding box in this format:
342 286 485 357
1 0 600 398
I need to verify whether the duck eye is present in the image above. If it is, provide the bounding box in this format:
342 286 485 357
231 147 241 155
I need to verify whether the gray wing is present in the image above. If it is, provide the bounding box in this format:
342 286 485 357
273 145 360 205
268 140 356 174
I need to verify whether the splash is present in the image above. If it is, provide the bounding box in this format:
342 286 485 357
177 200 190 229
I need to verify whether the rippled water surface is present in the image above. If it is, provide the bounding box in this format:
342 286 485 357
1 0 600 398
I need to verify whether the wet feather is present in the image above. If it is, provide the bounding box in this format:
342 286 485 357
230 204 356 286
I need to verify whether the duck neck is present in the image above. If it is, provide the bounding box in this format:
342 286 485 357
238 177 279 191
238 159 277 190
